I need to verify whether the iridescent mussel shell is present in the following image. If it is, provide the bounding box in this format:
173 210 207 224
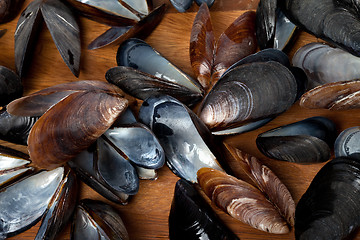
334 126 360 159
256 116 337 163
0 167 64 238
139 95 223 183
69 136 139 204
169 179 239 240
296 157 360 239
0 145 33 188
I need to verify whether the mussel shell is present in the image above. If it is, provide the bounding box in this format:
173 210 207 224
35 169 78 240
256 116 336 163
0 66 22 106
273 9 297 50
198 61 297 131
0 145 33 188
88 4 166 50
197 168 291 234
26 81 128 169
0 109 38 145
292 42 360 89
334 126 360 159
72 199 129 240
103 123 165 169
282 0 360 57
69 137 139 204
223 144 295 227
255 0 277 49
0 167 64 238
138 95 223 183
296 157 360 239
116 38 203 95
0 29 6 38
170 0 193 12
105 66 202 106
0 0 24 23
15 0 43 78
64 0 140 24
169 179 239 240
300 80 360 110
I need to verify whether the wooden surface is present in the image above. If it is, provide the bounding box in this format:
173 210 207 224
1 0 360 239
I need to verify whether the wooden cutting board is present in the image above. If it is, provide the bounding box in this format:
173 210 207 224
1 0 360 239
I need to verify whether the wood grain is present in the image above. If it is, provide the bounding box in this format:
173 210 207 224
1 0 360 239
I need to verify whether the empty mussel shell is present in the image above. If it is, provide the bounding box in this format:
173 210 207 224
138 95 223 183
292 42 360 89
0 167 64 238
65 0 143 25
117 38 203 95
72 199 129 240
198 61 297 131
0 66 23 106
0 145 33 188
169 179 239 240
35 169 78 240
106 66 203 106
334 127 360 159
256 116 337 163
69 136 139 204
104 123 165 170
296 157 360 239
15 0 80 77
88 4 166 50
190 5 257 89
197 167 293 234
299 80 360 110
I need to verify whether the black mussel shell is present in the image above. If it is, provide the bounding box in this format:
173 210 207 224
35 169 78 240
296 157 360 239
0 109 39 145
138 95 223 183
69 137 139 204
0 66 23 106
334 126 360 160
0 0 24 23
116 38 203 96
256 116 336 163
0 167 64 238
106 66 203 106
169 179 239 240
72 199 129 240
256 0 277 49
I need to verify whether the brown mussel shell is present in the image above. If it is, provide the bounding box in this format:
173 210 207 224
190 4 257 89
7 81 129 169
197 167 293 234
300 80 360 110
0 0 24 23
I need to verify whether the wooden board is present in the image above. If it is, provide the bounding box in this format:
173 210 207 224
1 0 360 239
